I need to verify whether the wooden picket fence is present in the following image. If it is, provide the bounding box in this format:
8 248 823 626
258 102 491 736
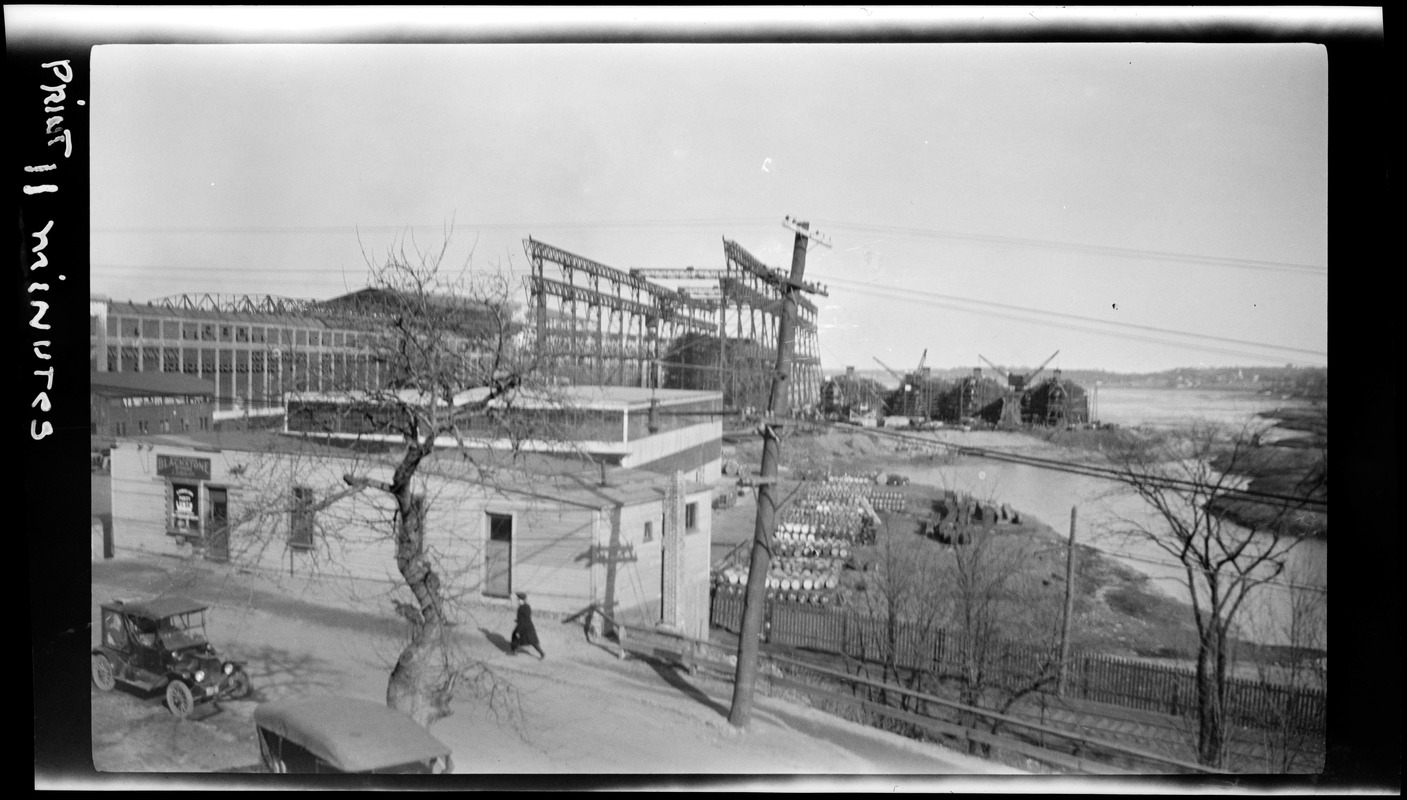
710 589 1325 733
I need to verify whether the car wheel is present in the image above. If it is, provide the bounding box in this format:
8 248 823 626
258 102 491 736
227 670 252 700
165 680 195 719
91 654 117 691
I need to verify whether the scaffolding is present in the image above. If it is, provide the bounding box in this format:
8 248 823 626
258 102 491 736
525 235 824 414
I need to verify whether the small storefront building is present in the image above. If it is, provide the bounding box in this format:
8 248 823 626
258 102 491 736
107 431 714 636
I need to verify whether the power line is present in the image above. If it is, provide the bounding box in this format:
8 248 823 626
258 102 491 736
816 219 1328 277
820 279 1327 367
788 418 1326 510
777 418 1329 595
822 276 1327 359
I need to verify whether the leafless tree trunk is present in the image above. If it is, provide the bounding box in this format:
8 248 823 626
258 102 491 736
1105 420 1325 767
942 524 1062 755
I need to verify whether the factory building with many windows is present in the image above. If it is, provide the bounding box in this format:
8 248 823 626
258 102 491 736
89 290 504 418
91 294 393 418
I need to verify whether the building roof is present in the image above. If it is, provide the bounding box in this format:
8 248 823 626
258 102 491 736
428 449 705 508
117 429 397 459
90 370 215 399
118 429 709 508
288 385 721 412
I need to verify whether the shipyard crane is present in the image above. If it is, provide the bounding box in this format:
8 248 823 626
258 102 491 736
978 354 1012 388
980 350 1060 392
873 357 908 389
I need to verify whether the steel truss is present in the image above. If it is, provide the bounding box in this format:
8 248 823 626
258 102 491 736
524 236 824 414
524 238 717 388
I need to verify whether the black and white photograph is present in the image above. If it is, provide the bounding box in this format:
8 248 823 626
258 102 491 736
15 6 1392 792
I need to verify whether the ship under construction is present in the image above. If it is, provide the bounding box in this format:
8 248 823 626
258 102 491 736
822 350 1090 428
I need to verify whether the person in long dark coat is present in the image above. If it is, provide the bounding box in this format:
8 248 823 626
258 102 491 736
511 592 544 659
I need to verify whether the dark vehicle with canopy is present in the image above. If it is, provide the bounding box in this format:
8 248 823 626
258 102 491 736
254 696 454 774
91 596 252 718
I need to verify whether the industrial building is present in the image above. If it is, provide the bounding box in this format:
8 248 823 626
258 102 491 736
90 370 216 439
526 236 824 414
91 293 401 419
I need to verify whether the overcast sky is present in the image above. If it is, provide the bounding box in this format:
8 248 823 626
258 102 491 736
89 36 1328 374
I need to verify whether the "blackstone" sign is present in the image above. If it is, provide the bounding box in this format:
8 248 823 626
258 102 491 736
156 454 212 481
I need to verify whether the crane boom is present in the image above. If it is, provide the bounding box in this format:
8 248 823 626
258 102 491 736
1027 350 1060 384
872 356 906 386
915 348 928 374
978 355 1009 381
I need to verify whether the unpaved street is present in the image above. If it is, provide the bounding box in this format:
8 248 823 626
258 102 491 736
90 554 1024 782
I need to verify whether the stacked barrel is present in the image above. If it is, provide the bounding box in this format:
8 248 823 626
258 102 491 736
713 474 908 606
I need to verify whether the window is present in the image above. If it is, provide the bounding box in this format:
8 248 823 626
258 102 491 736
643 521 654 542
290 487 316 550
685 502 698 533
138 420 148 434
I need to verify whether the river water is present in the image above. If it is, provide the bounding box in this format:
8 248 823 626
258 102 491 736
893 387 1327 648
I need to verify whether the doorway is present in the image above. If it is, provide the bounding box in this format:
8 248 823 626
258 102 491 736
484 512 513 598
206 487 229 562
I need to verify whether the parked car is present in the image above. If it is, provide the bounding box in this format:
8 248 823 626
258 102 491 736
253 696 454 774
91 596 252 718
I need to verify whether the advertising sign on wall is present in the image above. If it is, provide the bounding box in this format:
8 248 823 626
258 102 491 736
171 482 201 534
157 454 212 481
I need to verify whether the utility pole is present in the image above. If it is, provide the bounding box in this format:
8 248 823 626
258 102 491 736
1057 505 1078 696
727 217 829 729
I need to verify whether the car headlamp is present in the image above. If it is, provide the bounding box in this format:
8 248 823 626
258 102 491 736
194 669 206 683
223 662 234 675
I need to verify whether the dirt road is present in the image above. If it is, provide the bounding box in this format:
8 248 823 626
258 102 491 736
88 554 1025 785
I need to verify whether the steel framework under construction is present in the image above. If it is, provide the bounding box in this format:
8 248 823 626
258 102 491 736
524 233 825 414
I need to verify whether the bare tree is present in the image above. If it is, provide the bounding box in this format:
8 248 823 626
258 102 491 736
1104 420 1325 767
1239 566 1328 773
851 481 1062 755
325 231 549 727
938 523 1063 755
851 518 946 723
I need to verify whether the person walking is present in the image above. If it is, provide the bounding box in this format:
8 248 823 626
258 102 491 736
511 591 545 659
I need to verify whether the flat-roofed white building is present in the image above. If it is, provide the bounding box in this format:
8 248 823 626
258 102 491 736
107 430 714 637
286 385 725 485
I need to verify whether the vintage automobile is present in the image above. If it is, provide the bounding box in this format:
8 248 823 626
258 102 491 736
253 696 454 774
91 596 253 718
